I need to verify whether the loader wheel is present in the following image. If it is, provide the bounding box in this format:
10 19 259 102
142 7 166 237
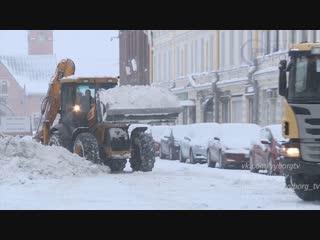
130 132 155 172
48 133 63 146
292 174 320 201
49 131 71 150
108 159 127 172
73 132 101 164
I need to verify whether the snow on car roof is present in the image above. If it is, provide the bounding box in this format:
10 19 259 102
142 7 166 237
264 124 287 143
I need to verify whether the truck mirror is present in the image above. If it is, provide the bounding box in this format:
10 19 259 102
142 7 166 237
279 60 287 97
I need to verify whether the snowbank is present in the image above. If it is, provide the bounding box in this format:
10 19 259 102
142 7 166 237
0 136 110 185
98 85 180 110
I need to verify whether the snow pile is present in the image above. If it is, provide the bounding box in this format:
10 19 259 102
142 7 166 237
98 85 180 110
0 136 110 185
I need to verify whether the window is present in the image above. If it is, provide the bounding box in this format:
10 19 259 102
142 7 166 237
191 41 194 73
203 98 213 122
263 31 271 55
168 50 172 81
239 31 244 65
201 38 205 72
231 96 243 123
184 44 188 76
0 81 8 95
274 30 279 52
302 30 308 42
221 98 230 123
220 32 225 69
209 34 214 71
229 31 234 66
176 47 180 77
195 40 198 72
247 97 254 123
38 31 46 41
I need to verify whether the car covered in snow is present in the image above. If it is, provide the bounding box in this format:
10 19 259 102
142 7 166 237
159 124 192 160
149 125 172 157
207 123 260 169
249 124 288 175
179 123 220 164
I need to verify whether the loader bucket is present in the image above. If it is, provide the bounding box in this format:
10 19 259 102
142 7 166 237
102 107 182 124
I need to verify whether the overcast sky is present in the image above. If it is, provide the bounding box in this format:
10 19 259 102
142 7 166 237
0 30 119 76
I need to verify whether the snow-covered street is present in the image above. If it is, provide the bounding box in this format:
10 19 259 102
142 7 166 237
1 157 320 210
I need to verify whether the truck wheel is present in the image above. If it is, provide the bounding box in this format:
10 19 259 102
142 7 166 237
73 132 101 164
108 159 127 172
130 132 155 172
292 175 320 201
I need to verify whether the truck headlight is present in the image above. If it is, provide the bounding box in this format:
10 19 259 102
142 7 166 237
282 147 300 158
73 105 81 112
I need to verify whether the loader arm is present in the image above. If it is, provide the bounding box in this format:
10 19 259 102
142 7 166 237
35 59 75 144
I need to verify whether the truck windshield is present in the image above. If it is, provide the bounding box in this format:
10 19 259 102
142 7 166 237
288 55 320 103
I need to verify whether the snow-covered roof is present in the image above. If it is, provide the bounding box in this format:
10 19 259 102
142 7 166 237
0 54 57 95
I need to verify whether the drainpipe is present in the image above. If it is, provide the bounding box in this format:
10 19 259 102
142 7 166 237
247 58 258 124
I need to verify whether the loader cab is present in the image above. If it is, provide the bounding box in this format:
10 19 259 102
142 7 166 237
59 78 118 129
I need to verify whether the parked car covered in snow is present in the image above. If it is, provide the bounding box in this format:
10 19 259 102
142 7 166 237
249 124 288 175
179 123 220 164
207 123 260 169
159 125 192 160
149 125 171 157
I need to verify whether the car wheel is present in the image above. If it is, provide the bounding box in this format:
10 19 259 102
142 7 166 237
190 149 196 164
249 153 259 173
267 155 274 175
159 145 165 159
207 150 216 168
219 152 226 169
179 149 186 163
169 147 173 160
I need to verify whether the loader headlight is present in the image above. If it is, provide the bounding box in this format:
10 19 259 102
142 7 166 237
73 105 81 112
281 147 300 158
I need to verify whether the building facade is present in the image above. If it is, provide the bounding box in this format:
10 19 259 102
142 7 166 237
119 30 150 85
149 30 320 126
0 30 57 130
